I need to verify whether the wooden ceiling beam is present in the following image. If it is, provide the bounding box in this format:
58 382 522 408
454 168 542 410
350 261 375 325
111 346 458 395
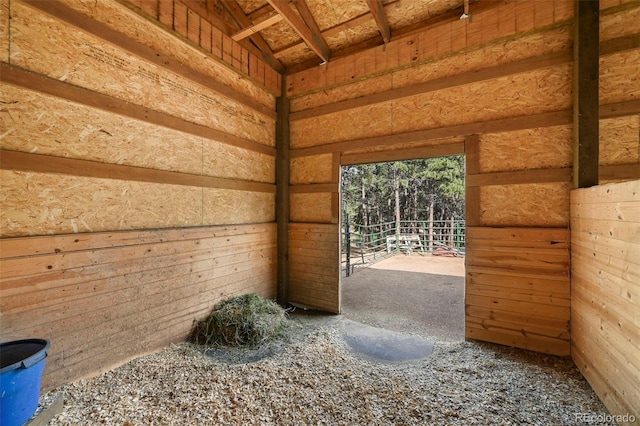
221 0 285 72
232 13 283 41
294 0 331 57
267 0 330 63
366 0 391 43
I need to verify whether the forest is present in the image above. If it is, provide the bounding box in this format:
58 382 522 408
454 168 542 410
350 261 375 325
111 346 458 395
341 155 465 228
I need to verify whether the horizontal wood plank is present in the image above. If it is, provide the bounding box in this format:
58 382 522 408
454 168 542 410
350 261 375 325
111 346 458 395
0 150 276 195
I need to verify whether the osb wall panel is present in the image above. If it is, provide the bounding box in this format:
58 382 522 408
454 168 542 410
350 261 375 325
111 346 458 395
600 49 640 106
203 189 276 225
9 1 275 147
601 3 640 40
342 137 464 157
290 154 333 185
0 171 274 237
288 223 339 313
0 86 275 183
600 115 640 166
0 223 277 389
290 193 333 223
291 64 571 149
287 1 575 98
479 126 572 173
61 0 277 104
571 180 640 420
0 0 8 63
290 26 571 109
291 103 393 149
480 182 570 227
466 227 570 356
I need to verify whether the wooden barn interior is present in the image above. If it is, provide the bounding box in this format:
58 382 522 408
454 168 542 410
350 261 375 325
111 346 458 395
1 0 638 420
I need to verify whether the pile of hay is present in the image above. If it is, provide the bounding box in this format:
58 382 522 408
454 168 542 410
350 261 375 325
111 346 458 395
190 294 291 347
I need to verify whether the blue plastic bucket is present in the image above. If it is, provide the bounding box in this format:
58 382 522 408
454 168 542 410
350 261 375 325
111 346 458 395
0 339 50 426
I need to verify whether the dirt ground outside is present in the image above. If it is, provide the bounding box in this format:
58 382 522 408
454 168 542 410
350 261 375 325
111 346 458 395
341 253 465 342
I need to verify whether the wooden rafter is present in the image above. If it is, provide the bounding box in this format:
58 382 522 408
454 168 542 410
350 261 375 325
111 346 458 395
267 0 330 63
221 0 285 72
366 0 391 43
232 13 283 41
294 0 331 57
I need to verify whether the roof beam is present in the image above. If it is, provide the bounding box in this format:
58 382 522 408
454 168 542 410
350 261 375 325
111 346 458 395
232 13 283 41
366 0 391 43
267 0 330 63
221 0 285 72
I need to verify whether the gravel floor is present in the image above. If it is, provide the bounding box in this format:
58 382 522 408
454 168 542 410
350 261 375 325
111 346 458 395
44 315 613 426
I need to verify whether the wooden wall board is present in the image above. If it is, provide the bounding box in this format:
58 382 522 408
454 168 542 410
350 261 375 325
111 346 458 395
570 180 640 420
202 189 276 225
465 226 570 356
0 171 203 237
290 154 333 185
479 182 570 227
290 25 571 103
1 85 202 175
57 0 278 101
291 64 571 150
291 103 393 149
0 223 277 389
1 65 276 157
203 143 276 183
341 141 465 166
288 223 339 313
0 0 8 62
600 115 640 166
479 126 572 173
290 193 333 223
9 3 275 147
288 9 573 99
601 3 640 41
292 49 572 122
600 49 640 106
390 65 572 134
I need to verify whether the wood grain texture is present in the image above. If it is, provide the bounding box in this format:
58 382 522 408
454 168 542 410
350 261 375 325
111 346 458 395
0 223 277 390
288 223 340 313
570 180 640 420
465 226 570 356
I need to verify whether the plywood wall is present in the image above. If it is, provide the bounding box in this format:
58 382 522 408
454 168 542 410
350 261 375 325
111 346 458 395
571 180 640 421
287 0 640 353
1 0 279 388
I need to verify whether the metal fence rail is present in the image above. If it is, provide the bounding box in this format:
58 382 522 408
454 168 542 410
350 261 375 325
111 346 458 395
341 219 465 276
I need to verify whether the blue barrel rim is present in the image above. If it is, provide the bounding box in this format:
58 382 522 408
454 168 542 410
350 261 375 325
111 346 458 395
0 339 50 374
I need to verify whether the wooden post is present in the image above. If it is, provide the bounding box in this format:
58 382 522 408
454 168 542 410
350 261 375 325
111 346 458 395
465 134 481 226
573 0 599 188
276 75 290 306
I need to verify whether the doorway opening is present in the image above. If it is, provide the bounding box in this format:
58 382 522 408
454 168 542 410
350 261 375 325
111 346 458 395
339 155 466 342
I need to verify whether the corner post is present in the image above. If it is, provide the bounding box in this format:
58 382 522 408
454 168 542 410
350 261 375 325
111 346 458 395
276 74 290 306
573 0 599 188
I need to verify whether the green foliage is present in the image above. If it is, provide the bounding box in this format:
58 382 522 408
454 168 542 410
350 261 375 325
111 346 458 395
190 294 291 347
341 155 465 225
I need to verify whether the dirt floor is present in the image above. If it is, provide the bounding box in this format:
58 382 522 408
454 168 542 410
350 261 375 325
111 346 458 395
340 253 465 342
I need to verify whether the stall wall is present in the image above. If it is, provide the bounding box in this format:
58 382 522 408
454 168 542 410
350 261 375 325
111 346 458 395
0 0 278 389
571 180 640 421
287 0 640 351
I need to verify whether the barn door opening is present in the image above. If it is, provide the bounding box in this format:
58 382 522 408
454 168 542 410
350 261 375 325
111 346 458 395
339 156 466 341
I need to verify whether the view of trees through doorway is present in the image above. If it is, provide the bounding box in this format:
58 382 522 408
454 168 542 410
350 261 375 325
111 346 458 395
339 155 466 342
